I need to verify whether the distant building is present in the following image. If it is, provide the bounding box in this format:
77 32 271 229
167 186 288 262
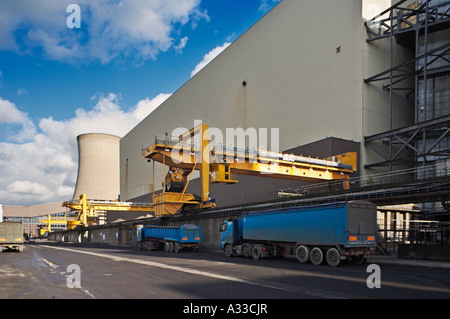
2 202 67 237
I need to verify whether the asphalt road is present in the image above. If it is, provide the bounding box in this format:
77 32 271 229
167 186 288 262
1 242 450 301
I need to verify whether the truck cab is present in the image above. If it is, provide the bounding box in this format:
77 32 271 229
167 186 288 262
219 219 243 250
220 218 272 259
136 227 143 244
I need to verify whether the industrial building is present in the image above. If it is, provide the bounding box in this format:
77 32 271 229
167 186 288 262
3 0 450 252
120 0 449 211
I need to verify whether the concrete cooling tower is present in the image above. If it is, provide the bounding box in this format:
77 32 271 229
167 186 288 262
72 133 121 200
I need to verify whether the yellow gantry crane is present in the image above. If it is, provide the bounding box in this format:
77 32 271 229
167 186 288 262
143 123 357 218
62 194 154 230
38 215 69 236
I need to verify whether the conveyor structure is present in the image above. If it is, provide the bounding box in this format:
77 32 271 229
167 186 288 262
143 123 357 217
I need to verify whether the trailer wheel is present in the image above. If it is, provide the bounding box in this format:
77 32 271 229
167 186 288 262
148 241 156 251
242 243 251 258
310 247 323 265
224 244 233 257
296 245 310 263
251 246 261 260
164 242 169 252
326 248 340 267
174 243 180 253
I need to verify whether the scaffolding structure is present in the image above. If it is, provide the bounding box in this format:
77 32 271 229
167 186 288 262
364 0 450 167
364 0 450 214
377 216 450 254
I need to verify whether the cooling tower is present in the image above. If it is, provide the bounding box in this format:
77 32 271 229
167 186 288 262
72 133 121 200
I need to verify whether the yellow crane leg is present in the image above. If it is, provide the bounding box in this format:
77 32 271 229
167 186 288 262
200 124 210 202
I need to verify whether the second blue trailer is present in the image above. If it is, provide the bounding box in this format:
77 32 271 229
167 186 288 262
137 224 201 253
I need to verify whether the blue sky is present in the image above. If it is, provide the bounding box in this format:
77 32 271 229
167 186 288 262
0 0 281 205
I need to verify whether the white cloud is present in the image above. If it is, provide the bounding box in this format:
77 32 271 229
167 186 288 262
259 0 282 12
190 42 231 78
0 98 28 124
0 0 208 64
174 36 189 54
7 181 51 196
0 97 36 142
0 93 170 205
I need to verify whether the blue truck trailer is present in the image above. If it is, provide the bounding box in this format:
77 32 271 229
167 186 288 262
137 224 201 253
220 201 377 266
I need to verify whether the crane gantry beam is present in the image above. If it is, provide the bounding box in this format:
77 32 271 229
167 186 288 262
62 194 154 229
143 123 358 217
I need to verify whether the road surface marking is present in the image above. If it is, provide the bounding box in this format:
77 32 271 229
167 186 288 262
44 245 289 292
40 257 60 269
0 267 25 277
34 251 96 299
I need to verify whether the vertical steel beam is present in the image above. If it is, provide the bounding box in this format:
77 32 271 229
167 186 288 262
200 124 210 202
